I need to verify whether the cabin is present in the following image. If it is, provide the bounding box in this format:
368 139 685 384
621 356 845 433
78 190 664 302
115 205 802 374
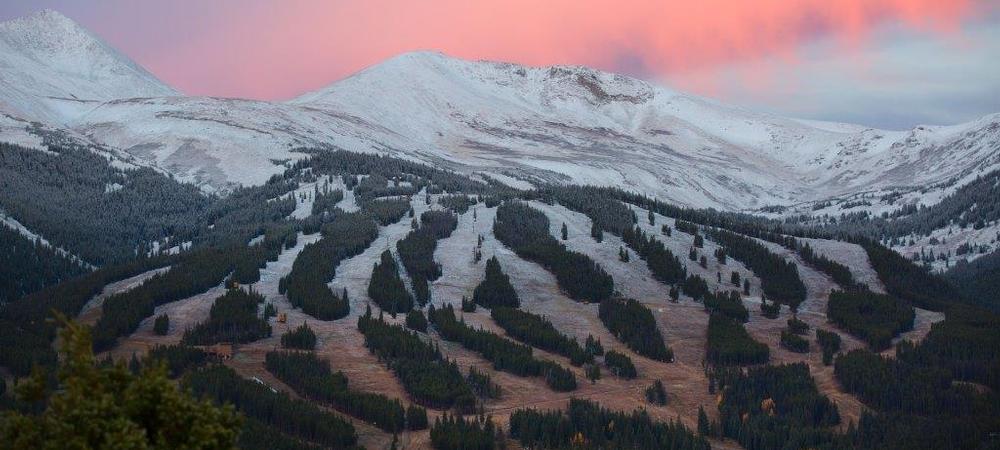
204 343 233 360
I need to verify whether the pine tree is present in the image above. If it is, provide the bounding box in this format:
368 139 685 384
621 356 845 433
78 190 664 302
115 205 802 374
561 222 568 240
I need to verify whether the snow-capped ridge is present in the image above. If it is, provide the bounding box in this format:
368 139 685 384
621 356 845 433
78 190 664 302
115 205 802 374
0 9 177 124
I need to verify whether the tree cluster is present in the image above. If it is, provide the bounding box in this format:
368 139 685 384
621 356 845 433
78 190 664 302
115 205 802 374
472 256 520 308
827 290 914 351
429 304 577 392
367 249 414 315
182 287 271 345
509 398 710 450
493 201 613 303
490 306 591 366
598 297 673 362
357 307 475 411
707 313 769 365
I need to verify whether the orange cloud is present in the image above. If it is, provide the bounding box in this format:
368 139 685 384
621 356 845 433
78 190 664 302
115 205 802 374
141 0 982 100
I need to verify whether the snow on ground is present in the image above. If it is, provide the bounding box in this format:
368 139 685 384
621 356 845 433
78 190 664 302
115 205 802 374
800 237 887 293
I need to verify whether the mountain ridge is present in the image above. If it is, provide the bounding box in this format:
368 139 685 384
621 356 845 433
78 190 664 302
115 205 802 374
1 10 998 214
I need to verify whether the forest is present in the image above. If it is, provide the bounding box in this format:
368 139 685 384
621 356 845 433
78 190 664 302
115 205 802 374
357 307 477 411
397 210 458 305
490 306 591 366
706 313 770 365
509 398 710 450
493 201 614 303
265 350 426 433
827 290 915 350
182 287 271 345
280 211 378 320
428 303 577 392
598 297 673 362
471 256 520 308
184 364 359 449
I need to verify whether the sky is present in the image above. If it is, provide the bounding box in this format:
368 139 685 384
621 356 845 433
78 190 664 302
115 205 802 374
1 0 997 129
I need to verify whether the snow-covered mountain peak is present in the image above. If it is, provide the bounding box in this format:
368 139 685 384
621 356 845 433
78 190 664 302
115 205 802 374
0 9 177 124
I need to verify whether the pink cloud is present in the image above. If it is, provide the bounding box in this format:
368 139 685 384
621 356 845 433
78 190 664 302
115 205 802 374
119 0 982 100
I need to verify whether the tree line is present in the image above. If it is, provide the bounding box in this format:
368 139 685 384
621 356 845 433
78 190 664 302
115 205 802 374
264 350 427 433
280 211 378 320
706 313 769 366
509 398 710 450
356 307 476 412
598 297 673 362
397 210 458 305
493 201 614 303
182 287 271 345
428 303 577 392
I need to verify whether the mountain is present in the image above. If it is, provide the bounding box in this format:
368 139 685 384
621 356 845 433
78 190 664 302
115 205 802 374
2 12 999 213
0 9 176 125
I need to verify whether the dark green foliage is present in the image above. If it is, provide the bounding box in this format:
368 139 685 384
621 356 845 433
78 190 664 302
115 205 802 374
0 223 88 303
827 290 914 350
604 350 637 378
703 290 748 322
281 211 378 320
238 417 324 450
185 364 358 449
675 220 699 236
491 306 591 366
310 185 344 217
730 271 740 286
585 334 604 356
93 246 238 351
863 241 961 312
494 202 613 303
438 195 477 214
354 175 420 202
430 413 501 450
787 316 809 335
361 197 412 226
697 406 711 436
0 254 173 375
153 314 169 336
368 249 414 314
760 297 781 319
780 330 810 353
621 225 687 285
405 309 428 332
598 297 673 362
707 313 769 365
947 249 1000 312
461 297 477 312
705 227 807 308
145 344 209 377
429 304 577 392
509 398 710 450
908 306 1000 390
407 404 429 431
182 287 271 345
229 224 300 285
472 256 520 308
681 274 709 301
714 247 727 264
714 363 840 450
798 242 863 290
694 234 704 248
467 367 502 399
816 329 841 365
646 380 667 405
265 350 414 433
281 323 317 350
0 143 210 265
357 308 475 411
561 222 568 240
397 210 458 305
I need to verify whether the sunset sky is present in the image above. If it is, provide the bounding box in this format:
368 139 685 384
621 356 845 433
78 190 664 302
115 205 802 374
2 0 997 129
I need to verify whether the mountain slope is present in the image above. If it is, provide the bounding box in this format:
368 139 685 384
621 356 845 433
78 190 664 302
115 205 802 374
0 9 177 124
0 12 997 214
